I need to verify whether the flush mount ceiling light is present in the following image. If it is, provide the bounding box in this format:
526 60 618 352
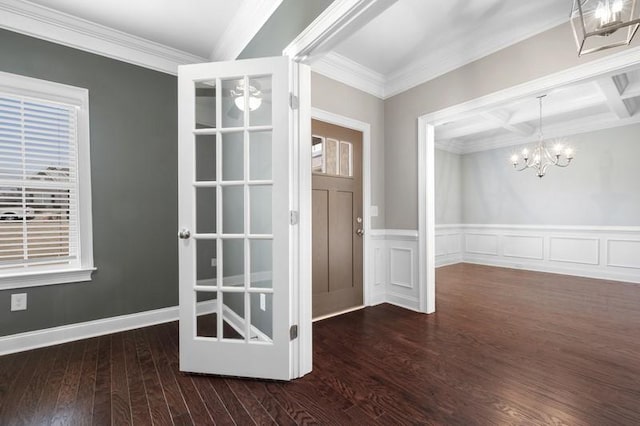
510 95 574 178
571 0 640 56
232 80 262 112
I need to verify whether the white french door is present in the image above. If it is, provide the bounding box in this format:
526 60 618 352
178 56 305 380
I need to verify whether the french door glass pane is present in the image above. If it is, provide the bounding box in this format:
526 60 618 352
222 292 245 340
250 239 272 289
222 186 244 234
250 292 273 342
222 238 244 287
250 185 272 234
249 131 272 180
222 132 243 181
196 239 216 286
248 76 271 126
195 135 216 181
195 81 216 129
221 79 244 128
195 187 216 234
195 291 217 338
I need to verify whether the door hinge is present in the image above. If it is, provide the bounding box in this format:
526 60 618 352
289 325 298 341
289 93 299 110
290 210 299 225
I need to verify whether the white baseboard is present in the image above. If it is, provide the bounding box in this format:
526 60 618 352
386 292 421 312
1 299 208 356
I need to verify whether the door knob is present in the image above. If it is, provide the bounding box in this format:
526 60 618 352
178 228 191 239
356 228 364 237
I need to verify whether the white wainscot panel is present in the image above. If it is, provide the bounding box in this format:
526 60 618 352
374 247 386 285
465 233 498 256
389 247 413 289
549 237 599 265
607 240 640 269
435 235 448 256
502 235 544 260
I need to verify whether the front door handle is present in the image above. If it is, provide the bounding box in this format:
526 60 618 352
178 228 191 239
356 228 364 237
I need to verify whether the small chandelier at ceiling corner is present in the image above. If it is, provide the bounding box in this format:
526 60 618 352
571 0 640 56
232 80 262 112
510 95 575 178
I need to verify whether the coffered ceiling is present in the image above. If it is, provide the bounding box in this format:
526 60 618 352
435 67 640 154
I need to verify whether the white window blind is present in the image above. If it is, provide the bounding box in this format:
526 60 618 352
0 93 79 272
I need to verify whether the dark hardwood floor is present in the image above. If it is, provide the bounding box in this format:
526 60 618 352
1 263 639 425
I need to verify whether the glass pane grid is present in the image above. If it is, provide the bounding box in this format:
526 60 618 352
191 73 274 346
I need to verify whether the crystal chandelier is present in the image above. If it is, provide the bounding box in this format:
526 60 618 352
571 0 640 56
510 95 574 178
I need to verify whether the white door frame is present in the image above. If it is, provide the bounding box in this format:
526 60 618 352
311 108 373 306
417 46 640 315
284 0 398 377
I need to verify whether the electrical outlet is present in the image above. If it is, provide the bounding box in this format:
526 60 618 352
260 293 266 311
211 258 217 267
11 293 27 311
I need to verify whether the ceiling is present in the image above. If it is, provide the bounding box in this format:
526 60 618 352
314 0 571 98
15 0 283 61
435 67 640 154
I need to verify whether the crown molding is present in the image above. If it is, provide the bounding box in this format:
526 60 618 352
0 0 207 75
384 16 571 99
311 51 386 98
209 0 283 61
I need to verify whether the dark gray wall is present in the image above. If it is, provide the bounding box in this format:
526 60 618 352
0 29 178 336
238 0 334 59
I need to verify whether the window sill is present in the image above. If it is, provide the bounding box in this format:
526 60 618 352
0 267 96 290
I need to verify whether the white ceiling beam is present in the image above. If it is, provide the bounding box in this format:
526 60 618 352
480 110 535 137
209 0 283 61
596 76 633 118
283 0 398 61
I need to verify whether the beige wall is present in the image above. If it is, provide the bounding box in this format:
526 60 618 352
384 22 640 229
311 72 386 229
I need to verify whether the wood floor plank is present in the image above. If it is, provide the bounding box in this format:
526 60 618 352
13 344 62 425
147 324 190 423
49 340 87 425
110 332 131 426
91 335 112 425
134 328 172 425
0 264 638 425
0 348 49 425
122 329 152 425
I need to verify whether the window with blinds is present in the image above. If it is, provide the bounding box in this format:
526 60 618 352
0 71 93 288
0 94 79 271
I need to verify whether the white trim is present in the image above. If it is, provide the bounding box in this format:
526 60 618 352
0 0 207 75
311 52 386 98
386 292 420 312
0 300 216 356
312 305 365 322
0 268 95 290
434 224 640 284
383 17 570 99
209 0 283 61
0 71 94 290
310 107 373 306
283 0 397 60
419 45 640 317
